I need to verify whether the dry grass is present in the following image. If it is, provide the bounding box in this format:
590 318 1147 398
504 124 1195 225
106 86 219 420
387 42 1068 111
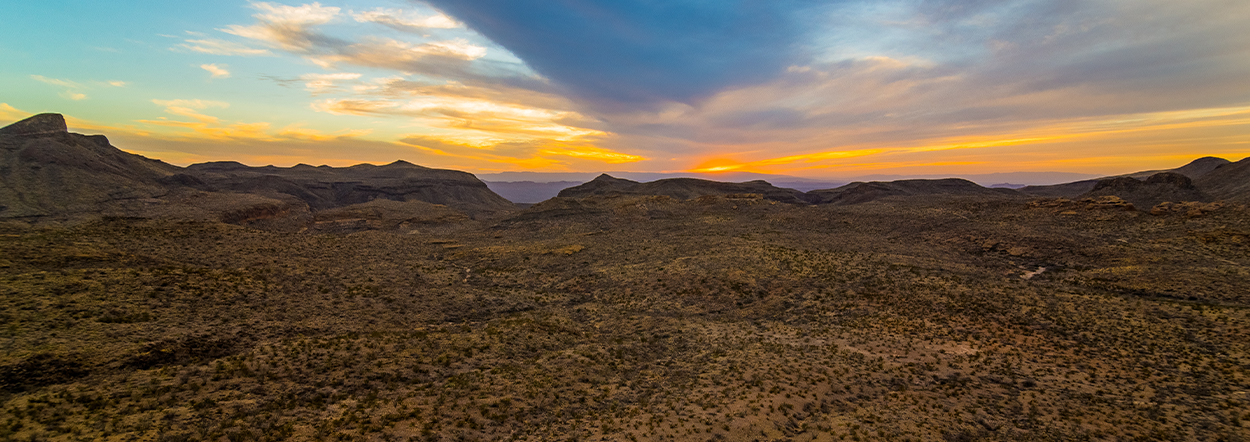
1 196 1247 441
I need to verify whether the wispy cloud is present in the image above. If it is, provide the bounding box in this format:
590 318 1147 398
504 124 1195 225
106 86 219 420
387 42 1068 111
32 75 96 100
0 103 28 122
201 64 231 79
277 125 372 141
221 1 341 52
351 8 460 31
540 146 646 164
299 72 361 93
213 2 525 87
31 75 83 88
311 95 603 141
152 99 230 124
179 38 272 56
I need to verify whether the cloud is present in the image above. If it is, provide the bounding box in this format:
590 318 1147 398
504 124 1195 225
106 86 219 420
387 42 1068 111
299 72 362 93
221 1 342 52
217 2 515 88
31 76 128 100
250 1 339 25
179 38 272 56
351 8 459 31
304 74 647 170
423 0 818 110
352 77 576 112
397 135 644 171
152 99 230 124
539 146 646 164
60 91 88 101
311 95 603 141
0 103 28 122
31 75 83 88
277 126 372 141
305 38 488 72
201 64 231 79
132 0 1249 176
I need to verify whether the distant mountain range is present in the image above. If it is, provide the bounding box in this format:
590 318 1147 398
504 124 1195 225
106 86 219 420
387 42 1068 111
3 113 1247 227
481 170 1098 203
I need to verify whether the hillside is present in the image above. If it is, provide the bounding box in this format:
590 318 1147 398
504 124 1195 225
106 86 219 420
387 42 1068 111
1078 172 1209 209
1 114 1249 441
1018 156 1232 198
1196 157 1250 203
0 114 179 218
805 178 1017 205
557 174 811 204
1 191 1247 441
0 114 516 224
182 160 515 216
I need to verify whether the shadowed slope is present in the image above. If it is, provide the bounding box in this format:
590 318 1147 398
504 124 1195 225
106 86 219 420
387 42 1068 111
1079 172 1209 208
557 174 810 204
1020 157 1232 198
806 178 1017 205
1196 157 1250 203
0 114 179 218
0 113 517 223
184 160 516 216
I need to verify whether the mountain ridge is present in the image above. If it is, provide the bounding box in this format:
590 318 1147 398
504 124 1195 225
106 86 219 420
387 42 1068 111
4 113 1247 223
0 114 514 224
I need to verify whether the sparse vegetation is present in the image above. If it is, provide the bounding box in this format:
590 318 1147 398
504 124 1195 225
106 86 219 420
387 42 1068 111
1 194 1247 441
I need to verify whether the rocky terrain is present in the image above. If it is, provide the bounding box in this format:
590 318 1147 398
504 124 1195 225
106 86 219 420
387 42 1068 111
0 114 180 218
1 115 1248 441
0 114 512 225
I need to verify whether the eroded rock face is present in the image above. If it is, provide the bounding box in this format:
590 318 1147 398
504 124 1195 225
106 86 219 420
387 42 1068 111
1150 201 1226 218
1145 172 1195 188
1081 172 1208 209
1028 196 1137 212
0 113 68 136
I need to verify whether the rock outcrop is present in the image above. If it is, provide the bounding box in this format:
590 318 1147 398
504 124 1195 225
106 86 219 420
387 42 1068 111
1028 196 1137 212
1078 172 1207 208
1149 201 1225 218
0 113 69 136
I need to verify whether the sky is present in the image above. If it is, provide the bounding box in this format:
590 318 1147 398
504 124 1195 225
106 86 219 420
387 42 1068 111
2 0 1249 179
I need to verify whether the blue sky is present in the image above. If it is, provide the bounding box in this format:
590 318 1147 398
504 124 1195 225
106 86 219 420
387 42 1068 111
3 0 1249 177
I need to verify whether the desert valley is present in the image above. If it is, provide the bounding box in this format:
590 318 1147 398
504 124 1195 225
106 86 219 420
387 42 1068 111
1 113 1248 441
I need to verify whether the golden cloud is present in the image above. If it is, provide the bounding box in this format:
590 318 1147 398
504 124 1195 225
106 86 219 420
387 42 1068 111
201 64 231 79
351 8 460 30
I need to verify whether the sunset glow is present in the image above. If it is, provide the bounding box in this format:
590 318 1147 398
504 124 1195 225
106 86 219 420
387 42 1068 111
3 0 1248 178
